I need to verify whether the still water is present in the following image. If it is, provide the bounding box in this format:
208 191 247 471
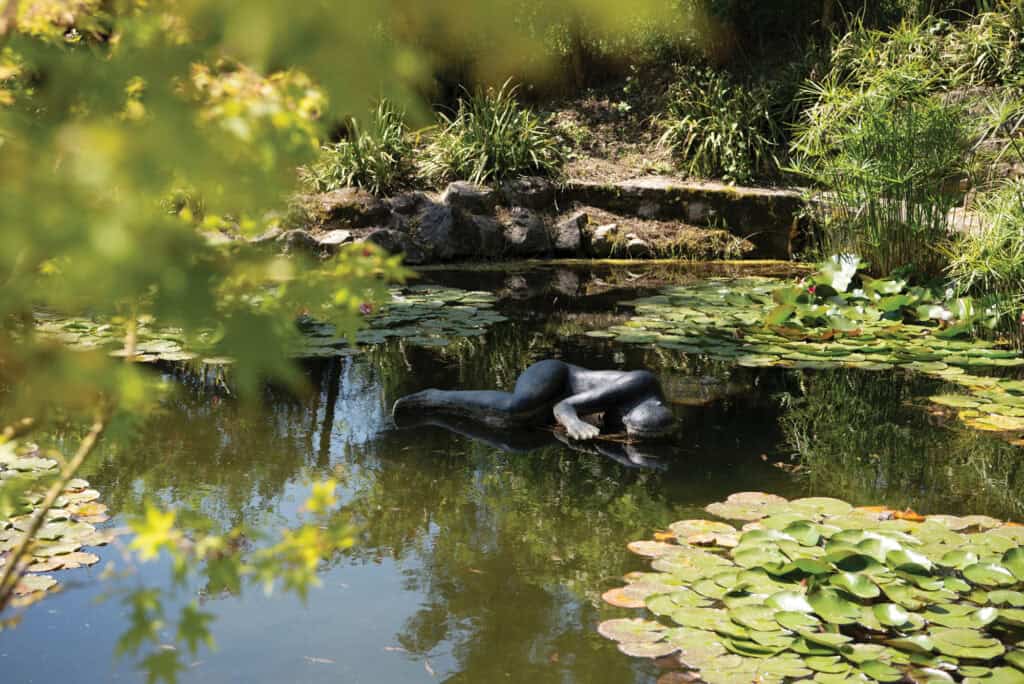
2 263 1022 683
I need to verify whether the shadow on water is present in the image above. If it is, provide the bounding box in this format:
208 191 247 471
4 262 1021 684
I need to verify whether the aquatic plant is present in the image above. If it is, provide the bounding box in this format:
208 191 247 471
0 441 112 605
944 180 1024 348
419 81 563 185
301 99 413 196
794 96 971 277
588 256 1024 436
600 492 1024 684
33 285 507 376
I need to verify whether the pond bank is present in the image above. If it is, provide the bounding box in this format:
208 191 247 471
243 175 808 264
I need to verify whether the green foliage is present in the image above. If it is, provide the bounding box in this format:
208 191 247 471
596 259 1024 435
111 483 354 681
794 96 971 276
419 81 563 185
0 1 697 680
600 492 1024 683
301 99 412 195
945 180 1024 325
659 66 782 184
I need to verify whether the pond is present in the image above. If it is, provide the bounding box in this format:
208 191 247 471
2 263 1022 683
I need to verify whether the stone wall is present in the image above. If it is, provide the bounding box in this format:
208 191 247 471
248 176 808 264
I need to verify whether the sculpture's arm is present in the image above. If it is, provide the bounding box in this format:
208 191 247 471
553 371 657 440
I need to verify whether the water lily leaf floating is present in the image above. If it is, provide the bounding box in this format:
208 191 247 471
0 441 116 607
599 493 1024 684
587 260 1024 440
35 285 508 364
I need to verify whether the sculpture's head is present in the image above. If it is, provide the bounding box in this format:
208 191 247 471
622 396 675 439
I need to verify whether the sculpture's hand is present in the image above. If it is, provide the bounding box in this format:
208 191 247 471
563 418 600 441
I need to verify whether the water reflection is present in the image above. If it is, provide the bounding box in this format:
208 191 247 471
5 263 1021 684
782 368 1024 519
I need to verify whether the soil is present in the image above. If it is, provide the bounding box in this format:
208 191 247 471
543 68 678 184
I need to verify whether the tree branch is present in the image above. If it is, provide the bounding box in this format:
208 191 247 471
0 408 109 611
0 0 20 40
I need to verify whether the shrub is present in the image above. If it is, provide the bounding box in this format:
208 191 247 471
419 81 563 185
944 179 1024 343
658 66 782 184
794 94 971 277
302 100 411 196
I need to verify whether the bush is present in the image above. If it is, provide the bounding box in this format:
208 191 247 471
302 100 412 196
658 66 782 184
419 81 563 185
944 179 1024 342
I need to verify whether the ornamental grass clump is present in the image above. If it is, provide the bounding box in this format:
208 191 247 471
945 179 1024 347
600 492 1024 684
794 96 971 277
302 99 412 196
659 66 783 184
419 80 563 185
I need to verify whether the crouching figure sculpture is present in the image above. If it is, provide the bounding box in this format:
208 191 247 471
392 360 675 441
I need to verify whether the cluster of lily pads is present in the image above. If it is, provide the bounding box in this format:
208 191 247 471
0 441 115 607
586 257 1024 436
599 492 1024 684
33 285 507 364
294 285 506 354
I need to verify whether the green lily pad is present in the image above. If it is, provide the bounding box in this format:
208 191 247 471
809 588 863 625
730 605 782 632
989 591 1024 607
1004 548 1024 581
767 591 815 613
860 659 904 682
797 629 854 649
931 629 1005 660
887 636 936 654
776 611 821 630
597 618 667 643
964 563 1018 587
930 395 983 409
874 603 911 627
831 572 881 599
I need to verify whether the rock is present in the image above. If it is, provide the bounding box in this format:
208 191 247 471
248 226 283 246
316 229 353 248
468 214 505 258
277 229 321 254
499 176 555 210
502 275 531 300
304 187 390 227
201 231 234 246
441 182 498 214
365 228 429 265
405 201 484 261
560 176 805 259
626 237 653 258
551 269 581 296
552 211 587 255
387 191 429 216
502 208 551 256
589 223 620 257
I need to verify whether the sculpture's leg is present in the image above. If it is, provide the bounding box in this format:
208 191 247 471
392 360 569 427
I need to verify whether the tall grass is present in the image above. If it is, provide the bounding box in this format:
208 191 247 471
944 179 1024 345
658 66 782 184
302 100 412 196
419 81 563 185
795 96 971 276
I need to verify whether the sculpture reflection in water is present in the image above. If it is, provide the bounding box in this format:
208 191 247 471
392 360 678 469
